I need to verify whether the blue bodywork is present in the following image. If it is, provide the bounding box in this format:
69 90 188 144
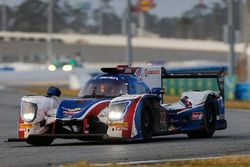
56 98 108 119
56 73 150 120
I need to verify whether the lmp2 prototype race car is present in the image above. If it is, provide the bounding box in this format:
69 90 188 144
9 65 227 145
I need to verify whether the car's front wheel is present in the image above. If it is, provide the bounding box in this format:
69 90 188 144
140 100 153 141
26 137 54 146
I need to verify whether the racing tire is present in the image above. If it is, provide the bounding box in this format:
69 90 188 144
140 100 154 142
26 137 54 146
187 95 217 138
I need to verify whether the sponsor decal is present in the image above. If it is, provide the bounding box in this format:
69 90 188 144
145 69 160 77
19 123 32 129
62 107 81 115
109 122 129 130
99 76 119 80
192 112 203 120
124 68 133 73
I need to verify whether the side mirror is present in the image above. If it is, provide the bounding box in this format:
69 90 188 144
151 88 165 95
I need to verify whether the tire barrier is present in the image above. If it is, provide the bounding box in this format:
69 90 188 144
235 82 250 101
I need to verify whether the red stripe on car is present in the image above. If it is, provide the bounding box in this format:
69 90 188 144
176 108 186 113
18 115 25 139
86 101 110 117
122 97 141 139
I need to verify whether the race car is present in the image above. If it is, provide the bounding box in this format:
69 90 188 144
48 57 83 72
9 65 227 145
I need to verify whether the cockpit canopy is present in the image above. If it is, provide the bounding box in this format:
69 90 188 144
79 76 128 98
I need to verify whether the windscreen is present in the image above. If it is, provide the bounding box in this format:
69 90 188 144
79 78 128 98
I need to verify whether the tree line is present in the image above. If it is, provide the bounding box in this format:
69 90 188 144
0 0 238 41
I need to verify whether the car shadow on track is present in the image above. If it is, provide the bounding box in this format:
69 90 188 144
10 134 241 148
52 135 198 146
10 137 209 147
8 137 188 148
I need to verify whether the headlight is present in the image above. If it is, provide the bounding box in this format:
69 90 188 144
48 64 56 72
108 101 130 121
62 64 73 71
21 102 38 122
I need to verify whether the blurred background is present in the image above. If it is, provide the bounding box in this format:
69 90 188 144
0 0 250 101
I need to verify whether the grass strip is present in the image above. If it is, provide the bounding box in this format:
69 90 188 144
65 155 250 167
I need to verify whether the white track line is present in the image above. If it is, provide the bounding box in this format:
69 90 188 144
95 156 221 166
228 109 250 113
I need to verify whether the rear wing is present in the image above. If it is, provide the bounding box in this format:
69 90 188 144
162 70 225 98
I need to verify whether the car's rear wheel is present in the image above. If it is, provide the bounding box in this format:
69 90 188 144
187 95 217 138
140 100 153 141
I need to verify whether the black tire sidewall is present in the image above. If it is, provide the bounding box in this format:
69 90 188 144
203 96 217 136
26 137 54 146
187 95 217 138
140 100 153 141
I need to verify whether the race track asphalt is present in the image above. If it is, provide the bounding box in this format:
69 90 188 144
0 89 250 167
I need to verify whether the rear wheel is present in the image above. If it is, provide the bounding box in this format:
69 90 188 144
187 95 217 138
140 100 153 141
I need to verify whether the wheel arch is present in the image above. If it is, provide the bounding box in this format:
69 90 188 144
187 94 218 138
206 93 220 116
135 95 161 139
140 95 162 126
203 94 218 134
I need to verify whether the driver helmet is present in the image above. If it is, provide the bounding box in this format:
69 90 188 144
47 86 61 97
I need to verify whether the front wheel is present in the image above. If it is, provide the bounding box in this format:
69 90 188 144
140 100 153 142
26 137 54 146
187 96 217 138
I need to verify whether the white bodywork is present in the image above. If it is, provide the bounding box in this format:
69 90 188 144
165 90 217 111
181 91 217 106
21 96 59 136
134 66 162 89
